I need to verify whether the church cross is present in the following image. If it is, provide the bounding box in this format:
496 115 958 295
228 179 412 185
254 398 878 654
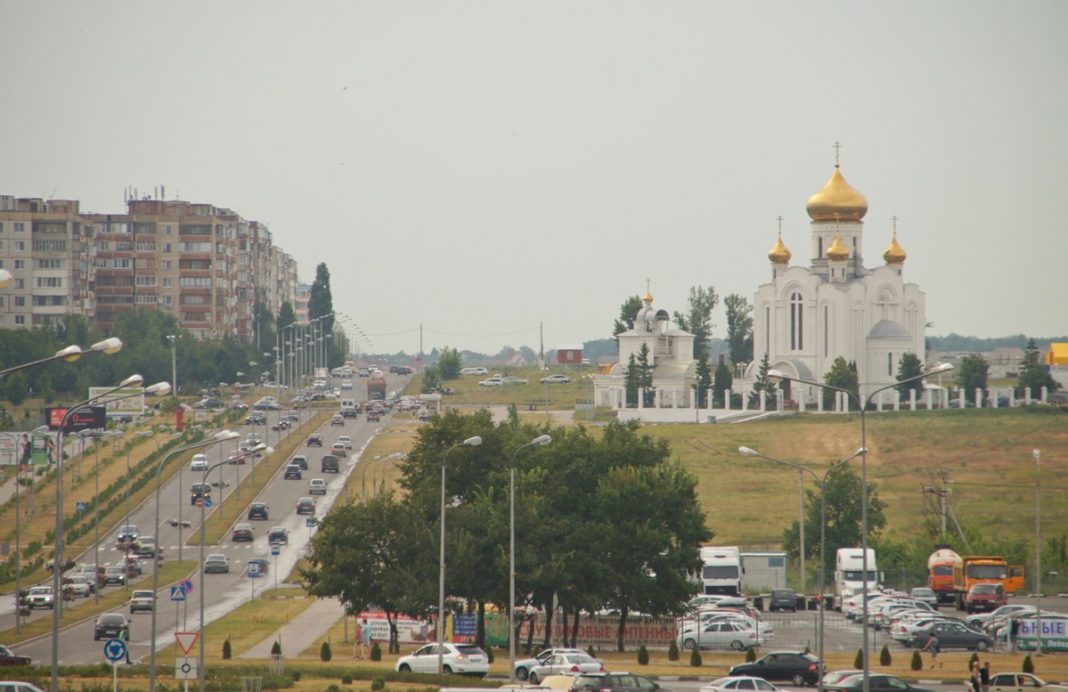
777 216 783 234
891 215 899 234
833 141 842 166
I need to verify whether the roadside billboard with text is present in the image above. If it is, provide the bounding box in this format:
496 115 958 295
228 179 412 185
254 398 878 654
88 387 145 416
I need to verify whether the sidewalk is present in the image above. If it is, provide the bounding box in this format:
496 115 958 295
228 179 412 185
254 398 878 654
0 471 18 506
241 596 343 659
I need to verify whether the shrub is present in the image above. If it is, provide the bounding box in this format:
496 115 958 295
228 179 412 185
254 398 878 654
667 639 679 662
853 649 863 669
370 642 382 661
486 647 494 663
371 678 385 690
637 645 649 665
328 686 341 692
910 650 923 671
341 674 353 685
968 652 979 670
746 648 757 662
587 645 596 658
271 640 282 656
880 644 891 666
321 641 332 662
292 671 302 681
222 638 232 660
1023 655 1034 674
689 646 703 667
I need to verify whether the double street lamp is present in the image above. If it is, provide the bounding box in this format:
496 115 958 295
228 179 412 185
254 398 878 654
738 445 865 692
766 362 953 692
437 436 483 674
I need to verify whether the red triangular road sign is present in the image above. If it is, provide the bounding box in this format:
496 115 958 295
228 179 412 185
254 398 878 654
175 632 199 656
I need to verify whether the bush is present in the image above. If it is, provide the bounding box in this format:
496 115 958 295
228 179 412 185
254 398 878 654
689 646 703 667
853 649 863 669
746 648 757 662
667 639 679 662
371 679 385 690
637 645 649 665
587 645 596 658
910 650 923 671
271 640 282 656
222 638 232 660
968 652 979 670
486 647 494 663
341 674 353 685
321 641 332 662
328 686 341 692
880 644 892 666
1023 655 1034 674
292 671 302 681
370 642 382 661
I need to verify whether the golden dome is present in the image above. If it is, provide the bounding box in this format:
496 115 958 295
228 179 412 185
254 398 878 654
643 291 654 304
768 233 791 264
826 232 849 261
806 166 868 222
883 232 906 264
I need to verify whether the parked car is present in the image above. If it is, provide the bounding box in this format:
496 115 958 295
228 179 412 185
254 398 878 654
395 642 489 676
296 497 316 515
231 523 254 542
321 455 339 473
910 587 939 609
203 554 230 574
129 590 155 613
571 672 662 692
461 367 488 376
540 374 571 384
729 651 822 686
679 620 765 651
93 613 130 641
702 677 783 692
190 453 209 472
248 502 269 520
479 375 503 386
268 527 289 545
769 589 798 612
989 673 1068 692
309 478 328 495
284 464 302 480
0 643 31 666
527 652 604 683
192 398 224 410
909 620 992 650
823 674 934 692
307 434 323 447
514 648 589 681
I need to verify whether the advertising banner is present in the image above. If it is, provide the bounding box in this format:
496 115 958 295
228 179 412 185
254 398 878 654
30 432 55 466
1017 617 1068 651
45 406 107 432
0 436 16 466
88 387 145 415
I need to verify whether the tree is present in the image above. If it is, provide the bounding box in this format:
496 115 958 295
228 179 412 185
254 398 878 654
613 296 643 340
1017 338 1058 398
3 372 29 406
895 353 925 397
823 356 859 410
673 286 718 360
956 354 989 396
714 362 733 407
693 353 712 408
724 294 754 366
437 347 462 380
635 343 654 407
421 364 442 393
277 301 296 331
623 354 640 407
309 263 335 335
748 353 777 408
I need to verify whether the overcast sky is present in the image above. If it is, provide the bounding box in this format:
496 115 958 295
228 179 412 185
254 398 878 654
2 1 1065 355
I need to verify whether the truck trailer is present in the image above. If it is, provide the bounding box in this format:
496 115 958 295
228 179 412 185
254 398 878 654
699 546 742 596
927 548 963 606
834 547 878 608
367 373 387 401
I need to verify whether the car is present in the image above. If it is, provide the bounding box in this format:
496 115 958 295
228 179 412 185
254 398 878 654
296 497 316 515
129 589 155 613
116 524 140 545
769 588 798 612
968 605 1037 632
245 412 267 425
290 455 308 470
910 620 992 650
26 586 54 610
248 502 269 520
514 648 589 681
479 375 503 386
331 414 345 426
193 397 224 410
461 367 488 376
203 554 230 573
309 478 328 495
321 455 339 473
190 453 209 472
527 652 604 683
395 642 489 676
103 565 127 586
571 672 662 692
702 677 783 692
989 673 1068 692
63 574 96 597
0 643 32 667
284 411 300 422
283 464 303 480
268 527 289 545
133 535 158 558
271 418 291 431
501 375 529 384
366 410 381 422
93 613 129 641
331 441 347 457
679 620 765 651
229 397 249 411
231 523 254 542
909 587 939 609
341 379 354 389
307 434 323 447
965 583 1007 613
337 435 353 450
227 450 248 465
821 671 864 687
729 651 822 687
190 483 212 505
540 374 571 384
823 674 935 692
253 397 281 411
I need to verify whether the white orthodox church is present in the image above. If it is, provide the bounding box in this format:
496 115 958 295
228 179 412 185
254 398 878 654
745 158 927 405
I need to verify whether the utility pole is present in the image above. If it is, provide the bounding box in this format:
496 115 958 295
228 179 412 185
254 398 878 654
539 322 544 370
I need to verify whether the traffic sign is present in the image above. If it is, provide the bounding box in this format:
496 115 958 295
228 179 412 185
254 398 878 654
174 631 199 655
103 639 127 662
170 585 187 601
305 517 316 528
203 497 214 508
175 656 198 680
181 579 194 593
76 501 88 513
270 545 281 557
248 563 262 578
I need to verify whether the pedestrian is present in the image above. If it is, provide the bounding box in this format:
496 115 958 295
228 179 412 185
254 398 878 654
921 631 941 668
980 661 991 692
352 616 363 659
120 626 132 665
969 660 981 692
1010 617 1020 653
360 618 372 659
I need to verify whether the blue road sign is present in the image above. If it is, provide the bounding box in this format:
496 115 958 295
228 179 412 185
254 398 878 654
170 585 186 601
104 639 127 662
305 517 316 528
270 545 281 557
248 563 262 578
203 497 214 508
181 579 194 593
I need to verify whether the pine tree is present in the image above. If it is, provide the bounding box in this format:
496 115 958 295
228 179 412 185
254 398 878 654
714 362 733 407
895 352 925 397
1018 338 1059 398
749 353 777 408
635 343 655 406
624 354 640 407
694 353 713 407
824 356 859 410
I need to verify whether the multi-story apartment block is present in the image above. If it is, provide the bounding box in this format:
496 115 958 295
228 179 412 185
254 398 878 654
0 193 297 341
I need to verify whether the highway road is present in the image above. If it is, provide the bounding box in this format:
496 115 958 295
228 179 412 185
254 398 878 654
6 373 408 667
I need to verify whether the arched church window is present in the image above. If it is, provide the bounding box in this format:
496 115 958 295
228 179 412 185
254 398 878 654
790 291 803 351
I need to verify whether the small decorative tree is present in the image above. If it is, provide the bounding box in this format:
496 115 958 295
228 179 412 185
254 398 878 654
910 651 923 671
746 648 757 663
880 644 892 666
371 679 385 690
222 638 232 660
271 639 282 656
968 652 979 670
637 645 649 665
321 641 333 662
689 647 703 667
587 645 596 658
667 639 680 662
853 649 863 669
370 642 382 661
1023 655 1034 674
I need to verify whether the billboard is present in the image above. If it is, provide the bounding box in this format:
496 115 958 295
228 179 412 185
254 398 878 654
30 432 55 466
0 436 16 466
46 406 107 432
88 387 145 415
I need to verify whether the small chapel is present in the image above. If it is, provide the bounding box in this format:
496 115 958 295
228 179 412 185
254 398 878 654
746 151 927 405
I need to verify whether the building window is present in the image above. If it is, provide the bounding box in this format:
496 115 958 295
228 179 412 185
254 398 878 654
789 291 804 351
15 296 25 307
14 260 24 269
32 239 67 252
162 278 172 288
15 241 25 252
162 260 172 270
15 279 24 289
35 259 62 269
14 315 24 325
14 223 25 233
35 277 63 288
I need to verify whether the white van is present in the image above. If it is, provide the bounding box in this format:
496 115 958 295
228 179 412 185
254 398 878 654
340 399 357 418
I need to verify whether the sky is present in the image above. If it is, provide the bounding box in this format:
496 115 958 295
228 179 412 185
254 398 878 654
2 1 1066 355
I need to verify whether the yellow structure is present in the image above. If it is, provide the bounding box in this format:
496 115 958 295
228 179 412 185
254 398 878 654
1047 343 1068 365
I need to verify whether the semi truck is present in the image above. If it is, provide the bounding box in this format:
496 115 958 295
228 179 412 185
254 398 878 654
699 546 743 596
834 547 878 608
367 373 387 401
926 548 963 606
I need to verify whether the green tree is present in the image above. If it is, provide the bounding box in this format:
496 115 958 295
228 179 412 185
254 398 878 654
895 352 925 397
673 286 718 360
277 301 296 330
956 354 989 395
748 353 777 408
823 356 859 410
724 294 754 366
714 362 733 407
1017 338 1058 398
694 353 712 407
421 364 442 393
613 296 643 340
635 343 654 406
623 354 640 407
309 262 335 334
437 347 462 380
3 372 29 406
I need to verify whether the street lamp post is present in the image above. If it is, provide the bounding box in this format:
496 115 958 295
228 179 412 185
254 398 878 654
766 362 953 692
739 446 865 692
509 434 552 684
1034 448 1043 656
166 335 178 398
148 430 240 692
438 436 482 675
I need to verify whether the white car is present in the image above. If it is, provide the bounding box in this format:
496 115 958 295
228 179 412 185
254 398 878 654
678 620 765 651
702 676 783 692
527 652 604 683
0 682 45 692
479 375 502 386
190 453 209 472
989 672 1068 692
540 374 571 384
309 478 328 495
514 648 588 681
395 642 489 676
341 379 354 390
460 367 488 376
337 435 353 450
